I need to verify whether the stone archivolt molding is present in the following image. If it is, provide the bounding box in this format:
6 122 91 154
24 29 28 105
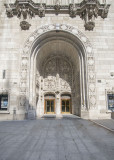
5 0 110 31
20 24 96 110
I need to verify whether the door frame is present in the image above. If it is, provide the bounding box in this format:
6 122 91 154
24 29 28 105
61 99 71 114
44 99 55 114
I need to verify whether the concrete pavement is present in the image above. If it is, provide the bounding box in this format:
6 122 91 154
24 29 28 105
90 119 114 132
0 118 114 160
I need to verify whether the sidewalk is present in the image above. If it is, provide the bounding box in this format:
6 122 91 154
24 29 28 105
90 119 114 132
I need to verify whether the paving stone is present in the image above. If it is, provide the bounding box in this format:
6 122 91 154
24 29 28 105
0 119 114 160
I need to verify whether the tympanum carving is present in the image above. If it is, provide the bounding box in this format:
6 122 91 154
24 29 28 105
43 57 72 91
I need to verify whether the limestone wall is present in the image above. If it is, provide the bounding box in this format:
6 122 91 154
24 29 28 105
0 0 114 119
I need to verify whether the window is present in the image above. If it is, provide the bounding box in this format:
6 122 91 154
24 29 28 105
107 94 114 111
0 95 8 110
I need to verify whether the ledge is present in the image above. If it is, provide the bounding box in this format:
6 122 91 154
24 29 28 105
4 0 110 31
106 110 114 113
0 111 10 114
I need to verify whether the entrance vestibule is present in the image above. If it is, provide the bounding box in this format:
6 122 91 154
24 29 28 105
36 39 81 116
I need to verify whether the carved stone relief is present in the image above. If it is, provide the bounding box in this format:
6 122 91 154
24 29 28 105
43 57 72 92
20 96 26 110
20 21 31 30
5 0 110 31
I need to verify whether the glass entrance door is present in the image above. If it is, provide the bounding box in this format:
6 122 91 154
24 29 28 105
45 99 55 114
61 99 70 114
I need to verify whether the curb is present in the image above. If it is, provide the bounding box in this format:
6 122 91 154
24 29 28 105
90 120 114 133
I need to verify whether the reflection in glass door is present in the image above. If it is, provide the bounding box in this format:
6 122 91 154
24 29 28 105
45 99 55 114
61 99 70 114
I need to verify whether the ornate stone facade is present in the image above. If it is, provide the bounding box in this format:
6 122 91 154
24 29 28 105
19 24 96 118
5 0 110 31
0 0 113 120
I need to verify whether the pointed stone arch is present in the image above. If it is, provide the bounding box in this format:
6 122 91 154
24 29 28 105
20 24 96 118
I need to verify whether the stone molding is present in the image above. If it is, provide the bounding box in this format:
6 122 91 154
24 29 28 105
20 24 96 110
5 0 110 31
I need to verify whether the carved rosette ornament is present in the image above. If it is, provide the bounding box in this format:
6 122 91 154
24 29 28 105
5 0 110 31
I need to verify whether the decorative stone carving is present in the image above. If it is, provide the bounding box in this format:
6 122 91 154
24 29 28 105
5 0 110 31
20 88 26 93
22 57 28 67
80 4 98 31
69 4 77 17
36 73 40 88
21 70 27 80
20 96 26 107
38 4 45 17
101 4 110 19
89 83 95 90
54 0 61 14
88 57 94 65
6 5 13 18
88 72 95 83
60 80 71 90
44 76 56 89
90 96 96 106
43 57 72 91
20 21 31 30
106 88 114 94
17 4 28 19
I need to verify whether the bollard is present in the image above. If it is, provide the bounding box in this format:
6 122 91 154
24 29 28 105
13 107 17 120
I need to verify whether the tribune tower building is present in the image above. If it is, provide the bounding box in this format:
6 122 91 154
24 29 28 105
0 0 114 120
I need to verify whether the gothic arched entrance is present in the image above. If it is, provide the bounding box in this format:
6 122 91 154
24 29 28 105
20 24 96 118
36 40 81 116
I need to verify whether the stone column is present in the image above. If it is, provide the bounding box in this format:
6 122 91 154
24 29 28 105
56 92 61 116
